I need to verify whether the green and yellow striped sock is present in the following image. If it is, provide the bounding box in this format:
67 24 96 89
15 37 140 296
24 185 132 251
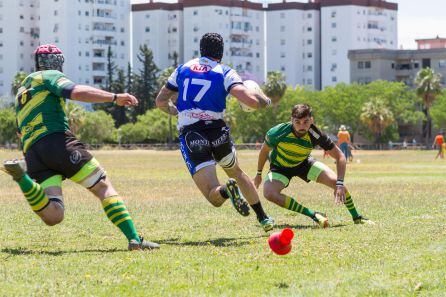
344 191 359 218
17 174 50 212
102 196 140 243
284 196 315 218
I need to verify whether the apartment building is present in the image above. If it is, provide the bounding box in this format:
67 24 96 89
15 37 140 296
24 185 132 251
0 0 39 99
132 1 183 72
39 0 131 87
416 36 446 50
321 0 398 88
132 0 265 82
0 0 131 101
266 1 321 89
349 48 446 87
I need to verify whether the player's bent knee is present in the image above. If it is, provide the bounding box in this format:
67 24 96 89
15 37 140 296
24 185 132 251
263 187 279 202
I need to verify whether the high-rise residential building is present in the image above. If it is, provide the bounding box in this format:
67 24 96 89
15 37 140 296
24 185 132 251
132 0 265 82
320 0 398 88
0 0 131 101
0 0 39 100
266 1 321 89
132 2 183 71
39 0 131 87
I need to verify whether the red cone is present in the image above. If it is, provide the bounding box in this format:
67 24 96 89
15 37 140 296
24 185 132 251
268 228 294 255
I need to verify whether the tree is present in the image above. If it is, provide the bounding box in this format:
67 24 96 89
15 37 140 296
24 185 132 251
0 108 18 145
360 97 395 145
415 67 442 145
105 46 116 91
262 71 287 105
132 45 159 120
157 66 176 143
111 68 129 127
65 102 86 135
78 111 116 144
11 71 28 97
137 108 178 142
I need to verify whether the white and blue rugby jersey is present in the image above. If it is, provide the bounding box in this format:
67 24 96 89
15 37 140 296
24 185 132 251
166 56 243 129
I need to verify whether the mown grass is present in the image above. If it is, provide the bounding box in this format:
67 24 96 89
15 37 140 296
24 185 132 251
0 150 445 296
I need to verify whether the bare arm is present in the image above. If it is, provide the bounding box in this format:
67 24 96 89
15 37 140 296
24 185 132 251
155 86 179 115
70 85 138 106
253 143 271 188
229 84 271 110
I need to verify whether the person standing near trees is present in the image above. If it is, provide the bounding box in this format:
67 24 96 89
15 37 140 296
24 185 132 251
432 131 445 159
337 125 351 161
2 44 159 250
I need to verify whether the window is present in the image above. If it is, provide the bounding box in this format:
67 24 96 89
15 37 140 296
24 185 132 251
280 39 285 45
331 63 337 71
307 65 313 71
358 61 364 69
307 27 312 32
307 52 312 58
331 22 336 28
307 13 312 18
20 27 24 33
331 11 336 18
193 10 198 16
307 39 312 45
365 61 371 68
439 60 446 68
331 36 337 42
54 10 58 16
280 26 285 32
332 49 337 55
281 66 286 71
280 12 285 18
280 52 285 58
307 79 313 85
145 26 150 33
332 76 337 82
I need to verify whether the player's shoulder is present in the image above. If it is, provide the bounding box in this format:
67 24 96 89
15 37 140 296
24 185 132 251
268 122 292 137
308 124 325 140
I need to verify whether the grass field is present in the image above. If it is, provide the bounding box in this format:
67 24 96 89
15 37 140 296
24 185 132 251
1 149 446 296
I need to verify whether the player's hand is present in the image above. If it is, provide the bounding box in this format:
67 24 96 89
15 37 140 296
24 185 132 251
169 105 179 116
116 93 138 106
253 174 262 189
334 185 346 205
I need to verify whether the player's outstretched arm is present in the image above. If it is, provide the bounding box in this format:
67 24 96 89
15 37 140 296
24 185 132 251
70 85 138 106
328 145 347 204
156 86 178 115
230 84 271 110
253 143 271 189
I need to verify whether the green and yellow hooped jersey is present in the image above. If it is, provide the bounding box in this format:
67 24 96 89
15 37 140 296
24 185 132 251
265 122 334 168
15 70 75 153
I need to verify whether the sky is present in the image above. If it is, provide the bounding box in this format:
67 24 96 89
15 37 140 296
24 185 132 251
131 0 446 49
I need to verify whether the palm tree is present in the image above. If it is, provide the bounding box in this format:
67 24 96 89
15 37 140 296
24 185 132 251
263 71 287 105
360 97 394 146
65 102 86 135
415 67 442 146
11 71 28 96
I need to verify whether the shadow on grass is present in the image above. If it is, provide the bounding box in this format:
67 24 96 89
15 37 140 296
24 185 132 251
155 236 262 247
275 223 347 229
1 247 127 258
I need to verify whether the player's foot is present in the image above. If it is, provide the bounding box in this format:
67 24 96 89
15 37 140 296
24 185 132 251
3 159 27 181
226 178 250 217
128 236 160 251
353 215 375 225
259 216 275 232
312 212 329 228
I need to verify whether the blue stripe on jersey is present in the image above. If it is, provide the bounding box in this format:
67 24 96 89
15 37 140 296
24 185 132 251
179 134 196 175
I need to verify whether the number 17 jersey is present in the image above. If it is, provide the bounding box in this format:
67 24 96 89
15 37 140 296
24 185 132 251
166 56 243 129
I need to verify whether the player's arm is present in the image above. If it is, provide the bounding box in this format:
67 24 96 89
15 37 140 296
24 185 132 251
327 145 347 204
253 142 271 188
229 84 271 109
155 86 179 116
70 85 138 106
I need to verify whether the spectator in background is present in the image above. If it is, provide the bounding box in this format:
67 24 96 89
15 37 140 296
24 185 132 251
403 138 408 150
337 125 351 161
432 131 445 159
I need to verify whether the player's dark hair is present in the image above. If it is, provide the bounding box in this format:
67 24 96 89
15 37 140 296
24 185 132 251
200 33 224 61
291 104 312 119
